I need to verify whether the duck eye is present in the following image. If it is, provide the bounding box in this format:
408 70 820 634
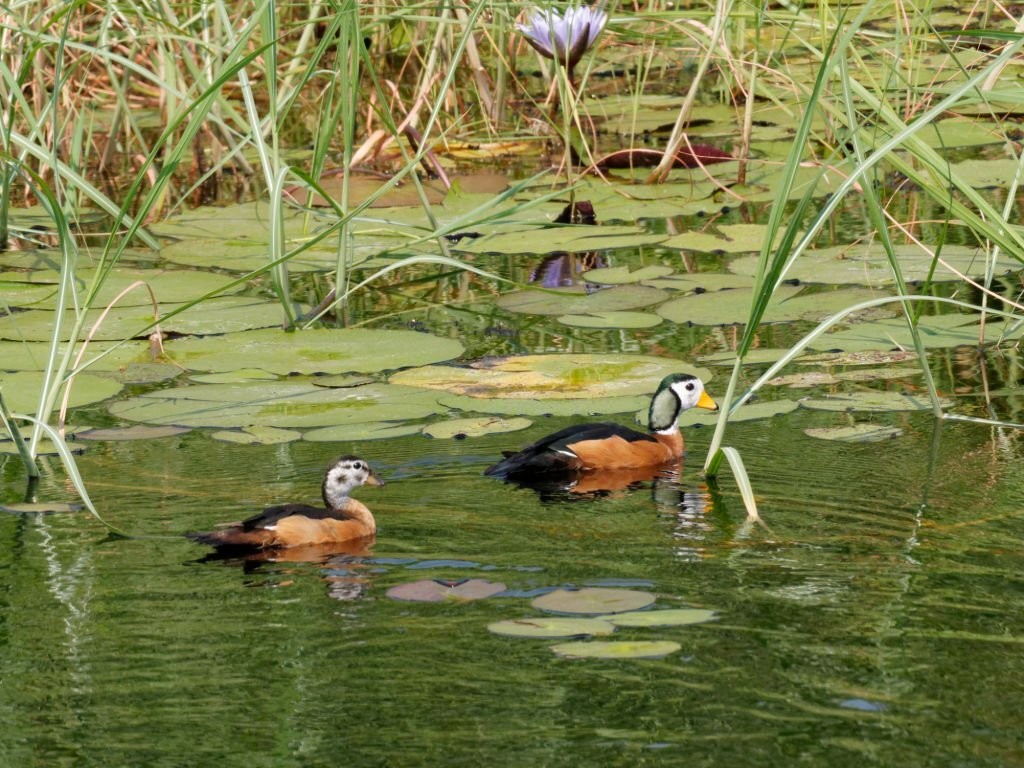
685 382 695 391
353 461 362 470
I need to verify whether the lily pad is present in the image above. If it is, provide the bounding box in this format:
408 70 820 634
487 617 616 639
672 398 798 426
391 354 711 401
162 328 463 374
662 223 793 254
768 372 842 388
0 371 123 413
729 243 1012 286
0 501 84 514
551 640 681 659
210 426 302 445
422 416 532 439
497 284 668 316
599 608 717 627
386 578 507 602
4 267 240 306
109 381 447 429
581 265 675 284
76 425 191 441
799 391 952 412
0 340 158 373
438 392 650 417
657 286 888 326
455 224 667 255
531 587 656 615
804 424 904 442
812 316 1024 352
303 421 425 441
557 311 663 329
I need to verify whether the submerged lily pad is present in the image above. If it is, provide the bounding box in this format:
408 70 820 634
487 617 616 639
163 328 463 374
804 424 904 442
109 381 447 429
799 391 951 412
386 578 507 602
599 608 717 627
497 284 668 316
422 416 532 439
551 640 681 659
391 354 710 401
531 587 656 615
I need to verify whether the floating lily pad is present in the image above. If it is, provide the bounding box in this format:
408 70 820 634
422 416 532 439
599 608 717 627
391 354 710 401
455 224 667 255
163 328 463 374
210 426 302 445
76 425 191 441
497 284 668 317
531 587 656 615
661 223 793 253
582 265 675 284
657 286 888 326
0 438 79 456
550 640 681 659
189 369 280 383
768 372 842 388
0 371 123 413
109 381 447 428
0 296 283 341
0 501 84 514
697 348 793 366
641 272 756 292
797 350 918 366
674 398 798 426
4 267 240 306
812 316 1024 352
303 421 425 441
438 392 649 417
0 340 159 373
729 243 1011 286
804 424 904 442
835 366 923 382
100 362 182 385
799 391 951 412
487 617 617 639
386 578 507 602
557 311 663 329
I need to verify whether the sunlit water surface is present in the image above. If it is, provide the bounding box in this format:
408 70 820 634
2 408 1023 767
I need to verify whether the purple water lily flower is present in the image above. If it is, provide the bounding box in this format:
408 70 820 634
518 5 608 74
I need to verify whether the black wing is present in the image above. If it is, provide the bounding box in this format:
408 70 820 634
241 503 332 531
484 422 653 478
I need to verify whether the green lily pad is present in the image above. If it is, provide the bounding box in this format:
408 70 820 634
835 366 923 382
804 424 904 442
109 381 447 429
672 398 797 426
0 296 282 341
4 267 240 306
697 348 793 366
488 617 617 639
798 391 952 412
0 438 78 456
76 425 191 441
438 392 650 417
497 284 668 317
422 416 532 439
813 315 1024 352
551 640 681 659
599 608 717 627
163 328 463 374
391 354 710 400
641 272 756 292
303 421 425 441
189 369 281 383
0 501 84 514
557 311 663 329
662 223 793 254
729 243 1011 286
211 426 302 445
582 265 675 284
657 286 888 326
767 372 842 388
386 578 507 602
455 224 667 255
531 587 656 615
0 371 123 413
0 340 157 372
797 350 918 366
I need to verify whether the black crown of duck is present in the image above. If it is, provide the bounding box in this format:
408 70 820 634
484 373 717 478
188 456 384 551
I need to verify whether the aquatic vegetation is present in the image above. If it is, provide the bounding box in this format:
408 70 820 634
517 4 608 78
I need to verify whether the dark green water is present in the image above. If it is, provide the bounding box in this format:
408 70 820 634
2 403 1023 767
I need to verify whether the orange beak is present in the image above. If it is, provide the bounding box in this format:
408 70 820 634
697 390 719 411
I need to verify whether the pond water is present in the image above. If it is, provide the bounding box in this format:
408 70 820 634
2 358 1023 766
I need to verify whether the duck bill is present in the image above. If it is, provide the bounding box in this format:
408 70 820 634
697 391 719 411
365 472 385 487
